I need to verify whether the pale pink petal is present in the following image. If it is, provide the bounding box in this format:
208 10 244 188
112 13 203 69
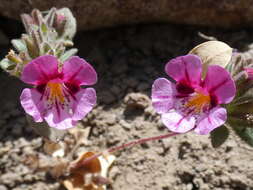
72 88 96 121
194 107 227 135
20 88 45 122
44 106 76 130
62 56 97 85
151 78 176 114
21 55 59 85
203 65 236 104
162 111 195 133
165 54 202 87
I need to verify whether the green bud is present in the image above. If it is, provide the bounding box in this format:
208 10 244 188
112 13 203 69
56 8 76 40
45 7 57 27
23 36 39 58
20 13 34 33
6 50 22 64
0 58 16 71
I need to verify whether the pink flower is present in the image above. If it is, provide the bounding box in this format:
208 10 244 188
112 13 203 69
56 14 66 23
152 54 236 135
244 67 253 80
20 55 97 130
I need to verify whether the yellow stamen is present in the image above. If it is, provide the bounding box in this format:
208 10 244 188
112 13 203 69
47 82 65 103
186 92 211 113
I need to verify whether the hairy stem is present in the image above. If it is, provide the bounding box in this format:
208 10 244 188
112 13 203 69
73 132 179 169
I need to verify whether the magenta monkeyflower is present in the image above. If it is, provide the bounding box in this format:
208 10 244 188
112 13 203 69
20 55 97 130
152 54 236 135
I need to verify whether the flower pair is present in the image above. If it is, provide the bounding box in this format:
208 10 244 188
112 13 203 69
21 54 236 135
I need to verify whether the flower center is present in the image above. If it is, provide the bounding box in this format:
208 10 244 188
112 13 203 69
185 92 211 113
46 82 65 104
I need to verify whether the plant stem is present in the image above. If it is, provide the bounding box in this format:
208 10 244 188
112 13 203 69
77 132 179 168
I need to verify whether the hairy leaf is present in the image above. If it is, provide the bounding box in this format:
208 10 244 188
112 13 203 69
59 48 78 62
233 126 253 147
11 39 27 52
210 125 229 148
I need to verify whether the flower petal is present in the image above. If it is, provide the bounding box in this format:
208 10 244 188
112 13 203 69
244 67 253 80
44 106 76 130
195 107 227 135
62 56 97 86
72 88 96 121
165 54 202 87
151 78 176 113
21 55 59 85
203 65 236 104
20 88 45 122
162 111 195 133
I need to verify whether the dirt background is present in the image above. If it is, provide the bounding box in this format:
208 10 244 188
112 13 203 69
0 17 253 190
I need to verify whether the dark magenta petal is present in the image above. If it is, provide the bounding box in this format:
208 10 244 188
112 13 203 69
203 65 236 104
62 56 97 86
21 55 59 85
244 67 253 80
165 54 202 88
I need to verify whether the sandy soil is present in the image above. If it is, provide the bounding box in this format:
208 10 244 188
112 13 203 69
0 18 253 190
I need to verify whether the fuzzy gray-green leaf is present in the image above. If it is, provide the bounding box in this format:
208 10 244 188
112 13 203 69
233 125 253 147
11 39 27 52
0 58 15 71
59 48 78 62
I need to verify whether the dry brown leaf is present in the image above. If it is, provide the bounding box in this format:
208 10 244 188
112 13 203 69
92 176 111 186
63 173 85 190
63 151 115 190
43 140 65 157
99 153 115 179
63 174 104 190
69 125 91 142
49 159 69 178
71 152 101 175
189 41 232 76
84 184 104 190
67 126 91 160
